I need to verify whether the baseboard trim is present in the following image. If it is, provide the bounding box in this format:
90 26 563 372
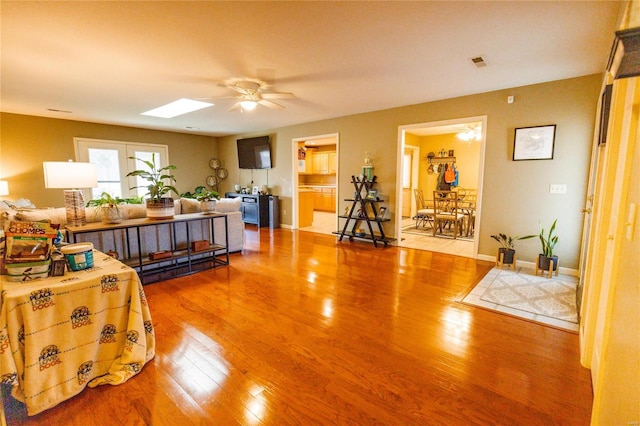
476 253 578 276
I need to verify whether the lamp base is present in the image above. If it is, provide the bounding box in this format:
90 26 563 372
64 189 87 227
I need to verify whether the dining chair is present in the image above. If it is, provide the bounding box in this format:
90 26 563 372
432 190 465 238
413 188 434 229
462 189 477 236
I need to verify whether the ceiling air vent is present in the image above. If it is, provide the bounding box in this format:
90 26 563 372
469 56 487 68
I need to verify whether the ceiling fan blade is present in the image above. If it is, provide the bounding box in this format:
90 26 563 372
261 92 295 99
258 99 284 110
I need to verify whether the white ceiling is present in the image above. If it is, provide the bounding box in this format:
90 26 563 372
1 1 621 137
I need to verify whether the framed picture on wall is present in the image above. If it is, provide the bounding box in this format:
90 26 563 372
513 124 556 161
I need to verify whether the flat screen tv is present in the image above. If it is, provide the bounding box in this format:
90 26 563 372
237 136 272 169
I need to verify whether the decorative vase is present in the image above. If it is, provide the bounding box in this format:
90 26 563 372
146 198 175 219
200 200 217 214
100 206 122 224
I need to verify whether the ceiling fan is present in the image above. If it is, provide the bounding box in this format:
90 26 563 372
214 78 295 112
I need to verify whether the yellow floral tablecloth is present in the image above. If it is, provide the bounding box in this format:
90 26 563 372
0 250 155 415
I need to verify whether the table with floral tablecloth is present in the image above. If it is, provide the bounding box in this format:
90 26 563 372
0 250 155 415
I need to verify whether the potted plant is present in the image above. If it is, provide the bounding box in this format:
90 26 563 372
126 154 179 219
182 186 219 213
87 192 124 224
537 219 559 275
490 233 536 266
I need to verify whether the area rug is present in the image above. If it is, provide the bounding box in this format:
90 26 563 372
460 267 579 331
401 224 473 241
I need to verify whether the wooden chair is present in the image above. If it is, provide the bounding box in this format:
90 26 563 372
462 189 477 237
413 188 434 229
432 190 465 238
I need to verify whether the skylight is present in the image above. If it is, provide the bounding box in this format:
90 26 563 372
141 98 213 118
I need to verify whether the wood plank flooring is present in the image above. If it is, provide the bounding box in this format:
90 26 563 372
4 228 593 425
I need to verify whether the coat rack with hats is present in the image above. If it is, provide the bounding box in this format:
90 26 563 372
425 150 456 164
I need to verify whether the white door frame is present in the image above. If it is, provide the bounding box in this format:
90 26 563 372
291 133 340 229
395 116 487 257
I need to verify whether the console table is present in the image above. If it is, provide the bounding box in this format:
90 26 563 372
66 213 229 284
0 250 155 415
225 193 279 228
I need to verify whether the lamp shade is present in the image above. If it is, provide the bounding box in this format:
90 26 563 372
43 161 98 189
0 180 8 196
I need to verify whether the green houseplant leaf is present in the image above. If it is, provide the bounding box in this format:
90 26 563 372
490 232 536 249
126 154 178 201
539 219 559 257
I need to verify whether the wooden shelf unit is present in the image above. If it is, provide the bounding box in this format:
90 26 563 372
334 175 395 247
66 213 229 284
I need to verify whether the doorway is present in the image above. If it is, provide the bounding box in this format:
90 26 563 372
291 133 339 235
395 116 487 257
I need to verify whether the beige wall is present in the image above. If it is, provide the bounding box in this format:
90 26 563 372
0 113 217 207
217 74 602 268
0 74 601 268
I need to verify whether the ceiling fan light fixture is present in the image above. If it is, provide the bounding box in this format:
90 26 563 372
456 127 482 142
142 98 213 118
240 100 258 111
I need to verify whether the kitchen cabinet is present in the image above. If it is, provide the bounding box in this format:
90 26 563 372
308 151 336 174
298 191 314 227
310 187 336 212
312 153 329 174
329 152 337 173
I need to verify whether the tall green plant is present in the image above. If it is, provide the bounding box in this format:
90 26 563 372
539 219 559 257
126 154 178 201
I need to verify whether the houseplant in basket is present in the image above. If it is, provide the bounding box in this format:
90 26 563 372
537 219 559 275
490 233 536 266
126 154 178 219
182 186 220 213
87 192 125 224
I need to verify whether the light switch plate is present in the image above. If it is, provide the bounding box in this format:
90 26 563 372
549 184 567 194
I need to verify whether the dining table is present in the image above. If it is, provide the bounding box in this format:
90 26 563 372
0 249 155 416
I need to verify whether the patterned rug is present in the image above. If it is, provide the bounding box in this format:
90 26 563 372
460 267 578 331
401 224 473 241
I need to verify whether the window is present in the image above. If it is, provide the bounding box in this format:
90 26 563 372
74 138 170 199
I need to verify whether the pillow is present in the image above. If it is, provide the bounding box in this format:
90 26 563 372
179 197 201 214
122 204 147 219
215 197 241 213
5 198 35 209
16 207 67 225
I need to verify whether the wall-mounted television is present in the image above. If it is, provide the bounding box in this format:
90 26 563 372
237 136 272 169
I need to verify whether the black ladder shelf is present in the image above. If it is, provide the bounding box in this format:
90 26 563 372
334 175 395 247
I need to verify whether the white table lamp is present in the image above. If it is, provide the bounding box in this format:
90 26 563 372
43 161 98 226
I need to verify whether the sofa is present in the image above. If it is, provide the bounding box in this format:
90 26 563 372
1 197 244 259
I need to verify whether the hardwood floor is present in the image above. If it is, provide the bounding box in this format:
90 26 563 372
4 228 593 425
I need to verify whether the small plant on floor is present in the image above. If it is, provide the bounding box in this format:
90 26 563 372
490 233 536 250
537 219 559 274
490 233 536 266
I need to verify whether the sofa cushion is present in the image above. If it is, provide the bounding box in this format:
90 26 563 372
121 204 147 219
15 207 67 225
179 197 201 214
215 197 241 213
